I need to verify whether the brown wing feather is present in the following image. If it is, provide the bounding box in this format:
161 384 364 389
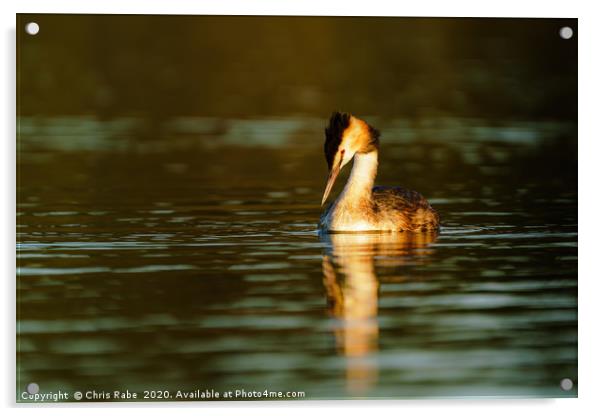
372 186 440 231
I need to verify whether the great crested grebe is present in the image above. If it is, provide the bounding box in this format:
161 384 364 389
319 112 440 232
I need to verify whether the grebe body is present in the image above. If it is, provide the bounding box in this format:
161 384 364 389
319 112 439 233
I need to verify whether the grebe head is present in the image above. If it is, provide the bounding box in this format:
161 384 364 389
321 112 380 205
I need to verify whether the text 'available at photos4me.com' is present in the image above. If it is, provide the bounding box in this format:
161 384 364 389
20 387 307 402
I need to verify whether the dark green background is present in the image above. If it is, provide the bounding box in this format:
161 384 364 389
18 15 577 121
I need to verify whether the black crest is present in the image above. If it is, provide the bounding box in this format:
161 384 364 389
324 111 351 169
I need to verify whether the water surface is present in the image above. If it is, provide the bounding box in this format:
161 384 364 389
17 116 577 400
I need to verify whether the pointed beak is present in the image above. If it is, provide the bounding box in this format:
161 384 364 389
321 160 342 206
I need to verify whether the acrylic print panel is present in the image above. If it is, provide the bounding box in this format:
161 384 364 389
16 14 577 402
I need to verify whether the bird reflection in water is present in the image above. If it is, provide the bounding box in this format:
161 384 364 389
320 231 438 394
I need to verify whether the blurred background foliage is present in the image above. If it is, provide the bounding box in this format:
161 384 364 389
18 15 577 121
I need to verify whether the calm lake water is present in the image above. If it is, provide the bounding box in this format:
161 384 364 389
16 116 577 400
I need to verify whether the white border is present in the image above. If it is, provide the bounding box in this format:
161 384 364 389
3 1 601 415
7 0 583 17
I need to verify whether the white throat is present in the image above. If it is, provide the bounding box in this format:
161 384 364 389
339 150 378 203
